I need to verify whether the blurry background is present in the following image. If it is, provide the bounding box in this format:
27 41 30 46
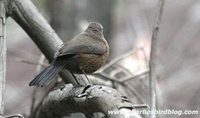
5 0 200 118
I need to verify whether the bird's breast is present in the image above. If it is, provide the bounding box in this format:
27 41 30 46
76 53 108 74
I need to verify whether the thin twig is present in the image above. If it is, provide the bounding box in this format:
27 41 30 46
16 58 48 67
115 64 133 76
92 73 122 84
121 69 149 83
8 48 40 60
97 48 143 72
149 0 165 118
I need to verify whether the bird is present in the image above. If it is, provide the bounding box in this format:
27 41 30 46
29 22 109 87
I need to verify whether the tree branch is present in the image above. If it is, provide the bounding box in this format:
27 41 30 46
98 48 142 72
34 84 140 118
0 0 6 115
121 69 149 83
149 0 165 118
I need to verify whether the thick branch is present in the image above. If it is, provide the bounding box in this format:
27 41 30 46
7 0 61 60
0 0 6 115
34 84 140 118
149 0 165 118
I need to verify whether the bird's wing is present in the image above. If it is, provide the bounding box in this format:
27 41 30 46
55 34 106 57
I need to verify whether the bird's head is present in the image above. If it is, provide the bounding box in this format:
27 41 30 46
85 22 104 37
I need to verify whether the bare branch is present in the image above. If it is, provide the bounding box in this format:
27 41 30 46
121 69 149 83
98 48 143 72
149 0 165 118
15 58 48 67
92 73 122 84
0 0 6 115
34 84 140 118
7 0 61 60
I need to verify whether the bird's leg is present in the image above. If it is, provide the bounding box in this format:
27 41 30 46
71 72 80 85
82 70 93 85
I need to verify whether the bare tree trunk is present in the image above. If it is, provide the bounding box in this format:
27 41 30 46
0 0 6 116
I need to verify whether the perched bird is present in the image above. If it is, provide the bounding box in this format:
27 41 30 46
29 22 109 87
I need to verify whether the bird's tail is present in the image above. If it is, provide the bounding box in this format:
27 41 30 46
29 60 65 87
